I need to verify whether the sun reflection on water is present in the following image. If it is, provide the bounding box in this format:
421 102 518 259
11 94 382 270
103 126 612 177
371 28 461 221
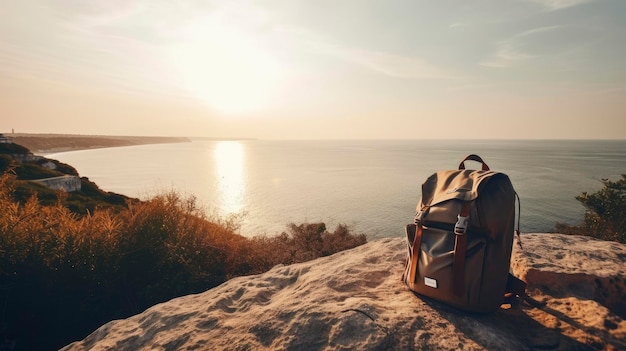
214 141 246 215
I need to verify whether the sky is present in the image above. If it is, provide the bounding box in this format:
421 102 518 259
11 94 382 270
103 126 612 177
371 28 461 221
1 0 625 139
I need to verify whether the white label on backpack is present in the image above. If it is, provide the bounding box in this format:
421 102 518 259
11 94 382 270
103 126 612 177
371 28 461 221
424 277 437 289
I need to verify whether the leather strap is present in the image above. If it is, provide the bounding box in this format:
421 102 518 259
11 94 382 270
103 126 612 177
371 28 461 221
408 224 423 289
458 154 490 171
505 273 547 308
505 273 527 296
452 201 471 296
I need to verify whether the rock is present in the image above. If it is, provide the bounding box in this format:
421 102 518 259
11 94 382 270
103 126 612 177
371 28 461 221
512 233 626 318
62 234 626 351
510 233 626 350
31 175 82 192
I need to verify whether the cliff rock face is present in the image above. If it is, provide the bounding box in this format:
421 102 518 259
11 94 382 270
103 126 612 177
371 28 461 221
62 234 626 351
31 175 81 192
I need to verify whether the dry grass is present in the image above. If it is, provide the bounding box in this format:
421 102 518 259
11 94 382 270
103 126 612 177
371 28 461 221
0 172 366 350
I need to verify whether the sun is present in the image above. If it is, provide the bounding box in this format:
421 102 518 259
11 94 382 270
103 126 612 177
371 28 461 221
169 16 284 114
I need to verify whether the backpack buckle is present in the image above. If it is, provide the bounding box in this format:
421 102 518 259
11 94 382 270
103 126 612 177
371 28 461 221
454 215 469 235
414 210 423 224
414 206 429 224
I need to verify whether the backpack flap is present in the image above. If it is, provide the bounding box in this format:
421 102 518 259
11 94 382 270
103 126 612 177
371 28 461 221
419 169 495 210
418 170 514 240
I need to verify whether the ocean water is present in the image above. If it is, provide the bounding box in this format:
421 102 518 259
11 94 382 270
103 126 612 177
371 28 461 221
47 139 626 239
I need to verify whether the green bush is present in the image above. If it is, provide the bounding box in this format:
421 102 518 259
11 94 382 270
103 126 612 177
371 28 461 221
555 174 626 243
12 162 64 180
8 176 129 214
0 154 14 173
0 149 127 213
0 173 367 350
35 159 79 176
62 177 129 214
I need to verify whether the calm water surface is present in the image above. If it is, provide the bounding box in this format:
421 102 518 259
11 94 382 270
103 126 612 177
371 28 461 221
47 139 626 239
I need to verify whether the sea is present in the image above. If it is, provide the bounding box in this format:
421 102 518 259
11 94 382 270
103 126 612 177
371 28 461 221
46 139 626 240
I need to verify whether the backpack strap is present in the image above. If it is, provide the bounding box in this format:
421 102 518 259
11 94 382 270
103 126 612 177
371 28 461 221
458 154 490 171
505 273 547 308
504 196 545 308
402 207 428 287
408 224 423 290
452 201 471 296
505 273 527 296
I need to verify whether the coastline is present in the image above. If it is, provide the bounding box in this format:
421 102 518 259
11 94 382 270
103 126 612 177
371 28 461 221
6 133 191 154
43 139 625 237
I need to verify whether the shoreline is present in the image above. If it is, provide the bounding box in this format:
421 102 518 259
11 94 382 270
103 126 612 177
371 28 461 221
6 133 191 154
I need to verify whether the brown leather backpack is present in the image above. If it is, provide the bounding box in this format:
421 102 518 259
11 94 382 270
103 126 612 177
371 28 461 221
402 154 534 313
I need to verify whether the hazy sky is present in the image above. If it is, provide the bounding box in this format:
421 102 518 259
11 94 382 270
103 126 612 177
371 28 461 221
1 0 625 139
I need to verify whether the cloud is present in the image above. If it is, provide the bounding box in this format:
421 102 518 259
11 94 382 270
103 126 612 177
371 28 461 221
480 26 561 68
516 25 562 38
480 45 533 68
333 47 455 79
0 0 281 99
521 0 595 11
448 22 468 29
269 23 457 80
301 38 454 80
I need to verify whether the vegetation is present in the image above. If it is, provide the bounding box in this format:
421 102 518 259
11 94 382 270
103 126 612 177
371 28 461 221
0 173 367 350
0 143 30 155
0 151 130 214
554 174 626 244
1 138 619 349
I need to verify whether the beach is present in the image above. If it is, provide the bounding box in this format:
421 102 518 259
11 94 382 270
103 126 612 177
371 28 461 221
6 133 191 154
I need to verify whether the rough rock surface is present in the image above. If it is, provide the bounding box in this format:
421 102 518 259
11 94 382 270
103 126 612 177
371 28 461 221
62 234 626 351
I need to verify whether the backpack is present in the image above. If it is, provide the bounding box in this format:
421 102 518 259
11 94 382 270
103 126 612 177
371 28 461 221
402 154 533 313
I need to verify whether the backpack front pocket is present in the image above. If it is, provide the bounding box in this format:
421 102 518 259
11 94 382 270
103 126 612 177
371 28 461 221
413 226 486 308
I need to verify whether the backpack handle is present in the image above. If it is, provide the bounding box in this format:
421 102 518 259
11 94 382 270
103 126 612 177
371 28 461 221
459 154 490 171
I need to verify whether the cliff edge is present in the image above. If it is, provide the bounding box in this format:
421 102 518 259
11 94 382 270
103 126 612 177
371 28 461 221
62 234 626 351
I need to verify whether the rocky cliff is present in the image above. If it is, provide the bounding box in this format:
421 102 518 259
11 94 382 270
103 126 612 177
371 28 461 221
62 234 626 351
31 175 82 192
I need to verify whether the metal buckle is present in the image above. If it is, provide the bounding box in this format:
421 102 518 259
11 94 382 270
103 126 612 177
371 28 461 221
454 215 469 235
414 210 422 224
415 206 429 224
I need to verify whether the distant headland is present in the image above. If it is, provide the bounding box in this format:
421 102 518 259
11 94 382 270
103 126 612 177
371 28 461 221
3 133 191 154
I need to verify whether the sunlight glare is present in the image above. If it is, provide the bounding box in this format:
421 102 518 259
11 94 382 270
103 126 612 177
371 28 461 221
169 16 285 114
215 141 246 215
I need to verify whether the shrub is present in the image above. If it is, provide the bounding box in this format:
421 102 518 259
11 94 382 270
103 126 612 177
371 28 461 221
11 162 64 180
35 159 79 176
0 154 14 172
554 174 626 243
246 222 368 268
9 176 129 214
0 142 30 155
0 172 367 350
0 146 124 213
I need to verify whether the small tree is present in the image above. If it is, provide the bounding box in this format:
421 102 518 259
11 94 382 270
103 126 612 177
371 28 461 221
556 175 626 243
